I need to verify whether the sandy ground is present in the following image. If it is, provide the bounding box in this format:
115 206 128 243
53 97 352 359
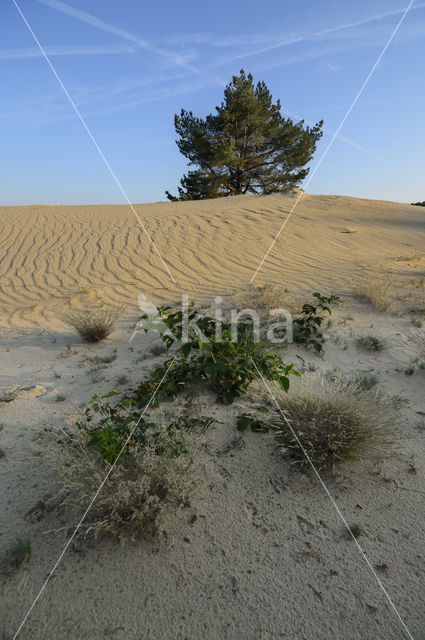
0 193 424 639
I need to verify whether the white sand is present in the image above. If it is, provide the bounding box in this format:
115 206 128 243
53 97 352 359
0 193 424 639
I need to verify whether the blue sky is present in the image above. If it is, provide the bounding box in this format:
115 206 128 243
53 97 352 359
1 0 425 205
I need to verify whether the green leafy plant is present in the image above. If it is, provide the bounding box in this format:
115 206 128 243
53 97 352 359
293 293 340 353
135 305 299 405
236 412 269 433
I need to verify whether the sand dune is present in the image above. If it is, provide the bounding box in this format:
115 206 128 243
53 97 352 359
1 192 423 327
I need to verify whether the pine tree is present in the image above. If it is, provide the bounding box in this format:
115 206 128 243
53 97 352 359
166 70 323 201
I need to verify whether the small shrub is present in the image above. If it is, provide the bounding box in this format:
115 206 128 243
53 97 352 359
270 375 402 472
58 305 125 342
293 293 340 353
55 394 66 402
0 537 31 576
357 335 388 352
116 375 129 386
0 447 5 459
405 366 415 376
136 304 299 405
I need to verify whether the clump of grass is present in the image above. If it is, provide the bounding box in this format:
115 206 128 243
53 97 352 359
393 252 423 264
358 276 396 311
354 373 378 391
405 366 415 376
98 353 117 364
0 537 31 576
348 524 363 539
0 447 5 459
408 330 425 360
270 374 402 472
116 375 129 385
58 305 125 343
55 394 66 402
357 335 389 352
232 283 300 314
150 343 167 357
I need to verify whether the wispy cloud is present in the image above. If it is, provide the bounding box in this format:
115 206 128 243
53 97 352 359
163 4 425 51
0 44 135 61
163 3 425 69
37 0 203 72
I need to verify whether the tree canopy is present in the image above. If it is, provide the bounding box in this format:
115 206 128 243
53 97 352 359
166 70 323 201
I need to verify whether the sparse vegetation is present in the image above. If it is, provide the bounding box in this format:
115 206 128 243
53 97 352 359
0 447 5 459
0 537 31 576
51 408 211 540
58 305 125 342
358 275 396 311
150 343 167 357
348 524 363 539
270 375 402 472
354 373 378 391
293 293 340 353
357 335 388 352
408 330 425 360
98 353 117 364
405 366 415 376
231 283 300 314
55 394 66 402
116 375 129 386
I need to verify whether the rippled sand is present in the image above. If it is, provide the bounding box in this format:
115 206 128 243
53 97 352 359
1 192 423 327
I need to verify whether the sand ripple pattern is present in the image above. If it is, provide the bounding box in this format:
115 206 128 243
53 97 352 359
0 193 423 327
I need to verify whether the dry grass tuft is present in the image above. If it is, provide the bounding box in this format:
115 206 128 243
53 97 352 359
408 330 425 360
231 283 301 315
58 305 125 342
358 275 397 312
270 374 402 472
46 420 201 541
357 335 389 352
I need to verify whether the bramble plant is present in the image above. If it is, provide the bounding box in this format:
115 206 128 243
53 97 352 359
137 305 300 404
293 293 340 353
